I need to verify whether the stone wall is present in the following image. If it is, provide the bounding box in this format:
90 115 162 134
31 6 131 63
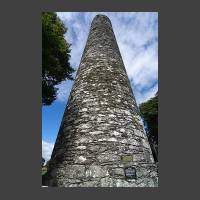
46 14 158 187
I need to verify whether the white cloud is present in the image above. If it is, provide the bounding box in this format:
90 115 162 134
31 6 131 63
55 80 74 102
134 82 158 105
42 140 54 162
56 12 158 104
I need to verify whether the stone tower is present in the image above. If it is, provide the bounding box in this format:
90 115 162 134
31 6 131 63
46 14 158 187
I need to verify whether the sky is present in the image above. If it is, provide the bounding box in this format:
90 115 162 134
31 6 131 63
42 12 158 162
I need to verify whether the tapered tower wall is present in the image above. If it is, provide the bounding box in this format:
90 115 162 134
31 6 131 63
46 15 158 187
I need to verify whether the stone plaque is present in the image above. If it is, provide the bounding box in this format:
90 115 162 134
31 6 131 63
124 167 136 179
121 155 133 163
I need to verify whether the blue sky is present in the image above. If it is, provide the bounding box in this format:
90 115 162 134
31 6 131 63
42 12 158 161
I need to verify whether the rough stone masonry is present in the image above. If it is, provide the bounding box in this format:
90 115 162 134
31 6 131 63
46 14 158 187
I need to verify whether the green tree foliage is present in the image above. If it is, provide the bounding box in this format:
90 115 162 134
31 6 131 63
139 92 158 161
42 12 75 105
42 157 45 167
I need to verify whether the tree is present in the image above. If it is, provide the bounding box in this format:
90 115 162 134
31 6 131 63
42 157 45 167
139 92 158 162
42 12 75 105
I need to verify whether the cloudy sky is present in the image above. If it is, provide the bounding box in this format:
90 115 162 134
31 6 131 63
42 12 158 162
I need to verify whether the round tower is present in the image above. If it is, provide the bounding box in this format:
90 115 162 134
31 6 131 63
46 14 158 187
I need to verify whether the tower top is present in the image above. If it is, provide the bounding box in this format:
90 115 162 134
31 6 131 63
93 14 110 20
91 14 112 27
